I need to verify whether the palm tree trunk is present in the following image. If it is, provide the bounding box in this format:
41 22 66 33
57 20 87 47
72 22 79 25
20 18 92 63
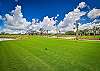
76 28 78 40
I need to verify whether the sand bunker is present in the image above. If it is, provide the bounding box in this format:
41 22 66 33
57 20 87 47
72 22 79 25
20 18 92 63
0 38 15 41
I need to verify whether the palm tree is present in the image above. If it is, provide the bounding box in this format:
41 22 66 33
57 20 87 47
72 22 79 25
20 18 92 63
92 22 98 38
91 19 100 37
75 20 79 40
39 28 44 35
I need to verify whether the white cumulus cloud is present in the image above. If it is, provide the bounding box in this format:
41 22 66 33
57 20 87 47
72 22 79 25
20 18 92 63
88 8 100 19
0 15 2 20
58 2 87 32
77 2 87 9
27 16 58 34
2 5 31 34
1 2 100 34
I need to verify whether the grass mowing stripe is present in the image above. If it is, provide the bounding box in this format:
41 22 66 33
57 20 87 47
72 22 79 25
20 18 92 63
6 45 30 71
0 46 6 71
12 39 100 71
0 42 29 71
0 41 55 71
0 36 100 71
11 44 55 71
17 39 92 71
15 38 71 70
0 42 11 71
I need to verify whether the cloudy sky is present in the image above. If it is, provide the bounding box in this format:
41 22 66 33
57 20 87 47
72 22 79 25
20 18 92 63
0 0 100 34
0 0 100 20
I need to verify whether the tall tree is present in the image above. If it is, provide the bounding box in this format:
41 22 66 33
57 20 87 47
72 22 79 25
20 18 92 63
75 20 79 40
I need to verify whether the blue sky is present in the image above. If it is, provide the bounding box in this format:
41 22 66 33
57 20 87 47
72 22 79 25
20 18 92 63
0 0 100 21
0 0 100 34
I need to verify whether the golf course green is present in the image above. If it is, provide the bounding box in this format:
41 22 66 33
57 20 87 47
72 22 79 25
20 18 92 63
0 36 100 71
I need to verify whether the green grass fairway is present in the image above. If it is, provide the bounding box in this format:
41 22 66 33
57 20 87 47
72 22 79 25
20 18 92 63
80 35 100 40
0 36 100 71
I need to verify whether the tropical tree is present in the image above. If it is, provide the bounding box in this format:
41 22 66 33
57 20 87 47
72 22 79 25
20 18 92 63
74 20 79 40
39 28 44 35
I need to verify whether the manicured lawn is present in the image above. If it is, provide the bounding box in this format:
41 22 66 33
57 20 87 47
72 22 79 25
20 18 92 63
0 36 100 71
80 35 100 40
